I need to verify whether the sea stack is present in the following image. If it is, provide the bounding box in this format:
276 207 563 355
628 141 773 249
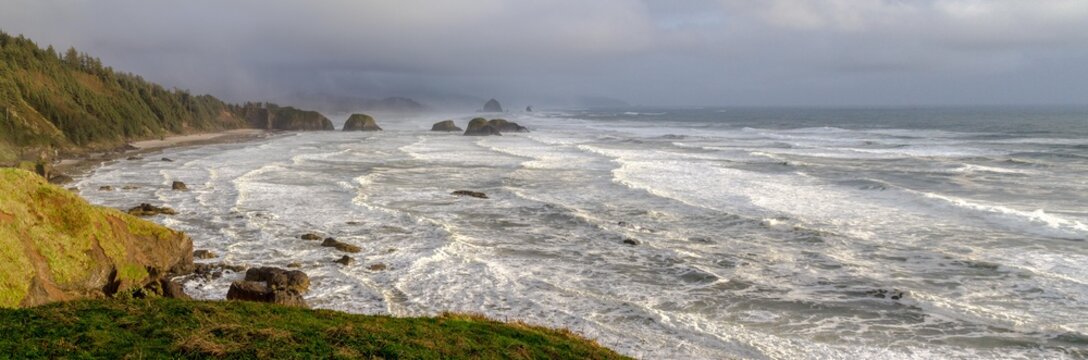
464 117 501 136
431 120 463 132
482 98 503 112
486 119 529 133
342 113 382 131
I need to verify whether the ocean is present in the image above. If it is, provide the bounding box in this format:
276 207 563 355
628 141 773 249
75 106 1088 359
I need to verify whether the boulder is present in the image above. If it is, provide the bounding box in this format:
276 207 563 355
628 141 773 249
244 267 310 293
127 203 177 217
98 186 114 191
431 120 463 132
452 190 488 199
367 263 387 271
161 158 174 162
623 238 640 246
226 281 307 308
321 238 361 253
171 181 187 191
334 256 354 266
486 119 529 133
482 98 503 112
300 233 322 241
0 168 194 307
342 113 382 131
464 118 502 136
226 266 310 307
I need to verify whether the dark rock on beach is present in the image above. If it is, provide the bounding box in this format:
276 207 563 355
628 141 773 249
623 238 640 246
342 113 382 131
161 157 174 162
171 181 187 191
452 190 488 199
367 263 387 271
99 185 114 191
321 237 361 253
300 233 322 241
127 203 177 216
431 120 463 132
334 255 354 266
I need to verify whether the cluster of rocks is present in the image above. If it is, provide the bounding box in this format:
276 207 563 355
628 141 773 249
867 289 906 301
226 267 311 307
127 203 177 216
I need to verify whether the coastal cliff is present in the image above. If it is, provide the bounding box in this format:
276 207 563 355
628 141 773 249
0 168 192 307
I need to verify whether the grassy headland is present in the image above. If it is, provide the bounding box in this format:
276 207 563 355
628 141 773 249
0 298 630 359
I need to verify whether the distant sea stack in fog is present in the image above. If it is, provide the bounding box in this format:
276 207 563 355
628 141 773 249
482 99 504 112
342 114 382 131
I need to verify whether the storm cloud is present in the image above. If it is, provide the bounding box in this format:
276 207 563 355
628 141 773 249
2 0 1087 107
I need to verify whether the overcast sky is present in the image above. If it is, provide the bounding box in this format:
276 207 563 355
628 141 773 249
3 0 1087 107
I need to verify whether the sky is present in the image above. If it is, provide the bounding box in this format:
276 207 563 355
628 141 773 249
2 0 1087 108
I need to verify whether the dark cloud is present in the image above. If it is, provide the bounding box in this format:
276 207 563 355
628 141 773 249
2 0 1086 107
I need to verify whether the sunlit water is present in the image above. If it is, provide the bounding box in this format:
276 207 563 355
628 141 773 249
75 107 1088 359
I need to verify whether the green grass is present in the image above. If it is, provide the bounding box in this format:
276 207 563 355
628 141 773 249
0 298 630 359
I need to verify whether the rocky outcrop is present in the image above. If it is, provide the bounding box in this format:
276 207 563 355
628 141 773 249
171 181 187 191
342 114 382 131
431 120 463 132
452 190 488 199
0 168 194 308
226 267 310 308
464 118 502 136
193 250 217 259
240 103 334 131
127 203 177 217
482 98 503 112
486 119 529 133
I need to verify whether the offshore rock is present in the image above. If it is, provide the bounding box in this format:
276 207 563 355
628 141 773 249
342 113 382 131
482 98 503 112
431 120 463 132
464 118 502 136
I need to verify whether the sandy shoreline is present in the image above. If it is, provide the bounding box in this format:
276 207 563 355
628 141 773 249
55 128 273 178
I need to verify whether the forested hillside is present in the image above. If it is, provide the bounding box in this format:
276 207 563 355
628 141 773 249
0 31 331 164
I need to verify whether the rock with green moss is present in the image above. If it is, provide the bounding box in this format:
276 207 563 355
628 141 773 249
0 168 193 308
431 120 462 132
464 117 501 136
342 113 382 131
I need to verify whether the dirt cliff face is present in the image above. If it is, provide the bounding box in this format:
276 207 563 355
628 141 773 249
0 169 193 307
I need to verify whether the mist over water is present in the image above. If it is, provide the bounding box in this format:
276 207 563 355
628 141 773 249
75 107 1088 359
